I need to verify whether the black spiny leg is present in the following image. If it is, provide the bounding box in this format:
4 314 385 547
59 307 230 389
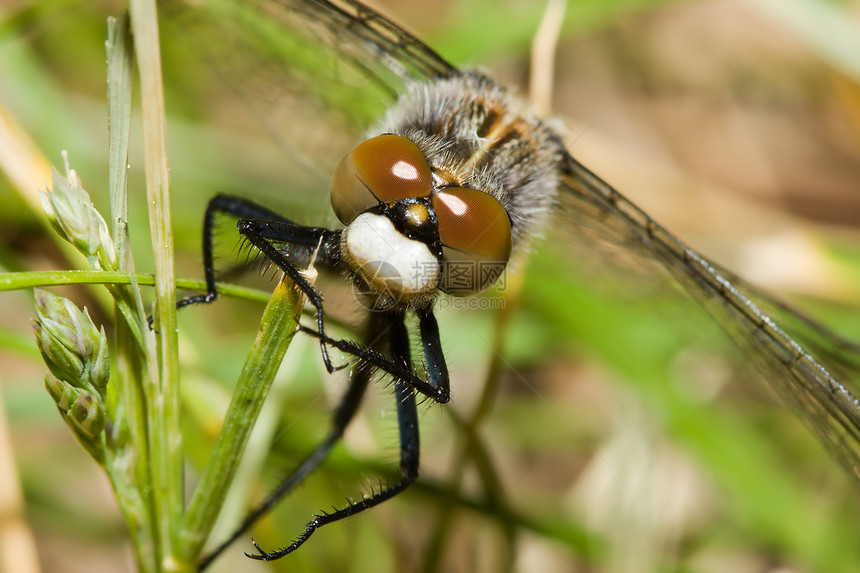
179 193 344 372
246 311 421 561
177 194 298 309
417 305 450 401
297 324 451 404
198 330 376 570
233 217 342 372
294 305 451 404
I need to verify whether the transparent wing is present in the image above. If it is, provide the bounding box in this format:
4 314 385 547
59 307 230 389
162 0 455 175
556 151 860 486
275 0 456 87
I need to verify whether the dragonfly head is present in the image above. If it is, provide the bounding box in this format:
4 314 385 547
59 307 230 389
332 134 512 307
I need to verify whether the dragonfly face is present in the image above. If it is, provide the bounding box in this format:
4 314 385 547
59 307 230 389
332 131 515 307
164 0 860 569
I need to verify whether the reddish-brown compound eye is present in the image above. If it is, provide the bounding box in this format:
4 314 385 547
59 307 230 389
330 134 433 224
432 187 513 296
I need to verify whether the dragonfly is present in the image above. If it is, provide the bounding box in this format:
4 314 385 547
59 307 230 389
164 0 860 568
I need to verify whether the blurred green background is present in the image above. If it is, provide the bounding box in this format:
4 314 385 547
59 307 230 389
1 0 860 572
